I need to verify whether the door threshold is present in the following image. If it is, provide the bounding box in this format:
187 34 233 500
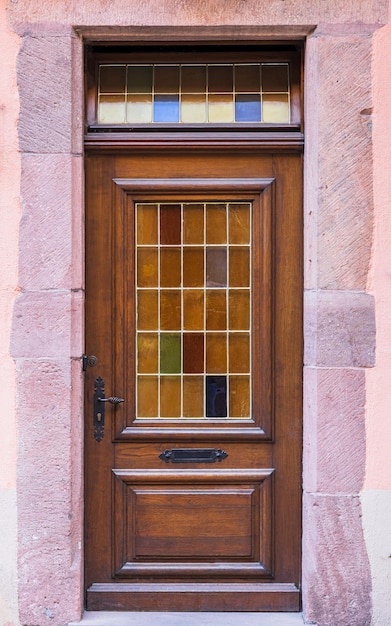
69 611 306 626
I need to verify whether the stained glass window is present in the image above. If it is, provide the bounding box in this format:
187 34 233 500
135 202 252 419
98 63 290 124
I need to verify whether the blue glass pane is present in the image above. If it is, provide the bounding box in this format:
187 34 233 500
206 376 227 418
235 95 261 122
154 95 180 122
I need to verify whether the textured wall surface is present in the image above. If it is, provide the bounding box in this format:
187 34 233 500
0 1 389 625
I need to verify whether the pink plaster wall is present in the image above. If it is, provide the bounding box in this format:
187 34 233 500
365 17 391 491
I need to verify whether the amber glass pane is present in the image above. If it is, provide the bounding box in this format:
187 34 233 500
229 248 250 287
208 65 233 92
235 65 260 92
137 290 158 330
206 204 227 244
160 334 181 373
183 204 204 244
160 204 181 245
99 65 126 93
137 248 158 287
137 376 158 417
137 333 158 373
183 248 204 287
181 66 207 93
98 95 126 124
262 94 290 123
208 94 234 123
207 248 227 287
154 66 180 94
127 65 153 93
183 334 204 373
206 290 226 330
183 290 204 330
137 204 158 245
183 376 204 417
229 290 250 330
160 248 181 287
229 375 250 417
228 204 251 244
262 64 289 92
160 377 181 417
160 290 181 330
181 94 207 123
126 94 153 123
229 333 250 373
206 333 227 374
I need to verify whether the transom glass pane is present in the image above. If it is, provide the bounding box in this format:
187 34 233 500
135 202 252 419
97 63 290 124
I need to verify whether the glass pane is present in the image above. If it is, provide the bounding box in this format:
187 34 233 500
229 290 250 330
127 94 153 123
228 203 250 244
183 204 204 244
160 204 181 245
160 248 181 287
183 248 204 287
208 94 234 123
235 95 261 122
208 65 233 93
206 376 227 417
137 333 158 373
160 291 181 330
183 290 204 330
154 95 180 122
160 377 181 417
154 66 180 94
137 290 158 330
137 248 158 287
206 203 226 244
229 333 250 373
229 248 250 287
262 64 289 92
137 204 158 245
127 65 153 93
181 94 207 123
262 94 290 123
235 64 260 92
137 376 158 417
206 248 227 287
183 333 204 373
160 334 181 373
98 95 126 124
206 333 227 374
183 376 204 417
229 375 250 417
99 65 126 93
206 290 227 330
181 66 207 93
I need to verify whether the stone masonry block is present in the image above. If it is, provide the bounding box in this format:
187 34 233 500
304 289 375 367
302 493 371 626
11 291 72 358
18 35 73 153
19 154 73 289
303 367 366 493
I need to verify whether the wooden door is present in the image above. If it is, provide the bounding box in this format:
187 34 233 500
84 146 302 611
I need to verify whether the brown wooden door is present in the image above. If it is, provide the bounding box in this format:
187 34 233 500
84 146 302 611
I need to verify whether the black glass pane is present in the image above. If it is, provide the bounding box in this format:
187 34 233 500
206 376 227 417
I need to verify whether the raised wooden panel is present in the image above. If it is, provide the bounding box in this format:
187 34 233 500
113 469 273 578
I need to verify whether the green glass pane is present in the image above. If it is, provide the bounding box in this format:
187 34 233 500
127 65 153 93
160 334 181 373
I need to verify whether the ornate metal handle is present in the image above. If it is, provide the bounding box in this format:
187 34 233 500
98 396 125 405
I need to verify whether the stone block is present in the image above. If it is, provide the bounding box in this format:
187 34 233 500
303 367 366 493
18 35 73 153
11 291 72 358
304 289 375 367
302 493 371 626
